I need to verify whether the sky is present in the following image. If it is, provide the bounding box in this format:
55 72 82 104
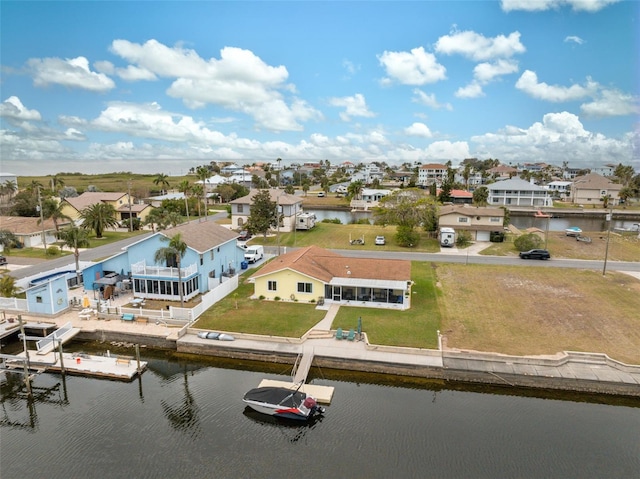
1 0 639 176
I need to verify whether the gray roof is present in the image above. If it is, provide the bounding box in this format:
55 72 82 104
160 221 239 253
230 189 301 206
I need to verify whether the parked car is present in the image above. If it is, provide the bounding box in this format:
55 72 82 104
237 230 251 241
317 191 325 197
375 235 386 245
0 256 7 266
519 249 551 260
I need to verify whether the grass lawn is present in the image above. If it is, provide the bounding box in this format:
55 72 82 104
332 261 441 349
478 230 640 262
436 264 640 364
194 276 326 336
250 222 441 252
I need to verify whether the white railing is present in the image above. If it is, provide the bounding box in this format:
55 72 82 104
131 262 198 278
36 321 73 352
0 297 28 311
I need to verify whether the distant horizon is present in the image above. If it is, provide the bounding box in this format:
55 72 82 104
2 1 638 176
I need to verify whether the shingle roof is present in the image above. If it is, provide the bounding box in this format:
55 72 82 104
0 215 59 234
439 205 505 217
250 245 411 283
573 173 622 191
64 192 128 212
160 220 239 253
487 177 547 191
230 189 301 206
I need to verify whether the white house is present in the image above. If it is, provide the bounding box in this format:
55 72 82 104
418 163 448 187
229 189 302 232
487 177 551 207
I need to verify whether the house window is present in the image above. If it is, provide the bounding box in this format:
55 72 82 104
268 281 277 291
210 250 214 260
36 296 43 303
458 217 468 223
490 217 501 222
237 204 244 213
297 282 312 293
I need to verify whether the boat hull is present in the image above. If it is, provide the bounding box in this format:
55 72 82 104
242 400 310 420
242 386 323 421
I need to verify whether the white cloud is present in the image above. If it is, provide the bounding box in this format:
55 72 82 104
0 96 42 121
471 111 633 167
455 82 485 99
109 40 319 131
411 89 453 110
404 122 433 138
435 30 525 61
581 89 639 117
117 65 158 81
378 47 446 85
474 59 519 83
342 59 359 77
329 94 375 121
515 70 597 102
564 35 585 45
27 56 115 92
501 0 619 13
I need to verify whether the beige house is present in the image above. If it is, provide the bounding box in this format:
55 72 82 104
229 189 302 232
571 173 622 206
61 192 153 224
249 246 412 310
438 204 505 241
0 216 61 248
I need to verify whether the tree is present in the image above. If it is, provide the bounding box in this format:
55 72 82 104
79 203 119 238
0 274 20 298
0 230 20 252
302 180 310 196
154 233 188 307
613 164 635 187
374 189 438 246
50 174 65 192
154 173 171 195
59 186 78 199
514 233 542 252
347 180 364 200
473 186 489 206
59 226 90 284
177 180 191 221
246 190 278 237
196 166 210 220
284 184 295 194
41 197 71 231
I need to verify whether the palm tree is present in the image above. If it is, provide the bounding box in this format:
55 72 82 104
347 180 364 200
40 198 71 231
154 173 171 195
79 203 119 238
0 274 20 298
191 184 204 218
177 180 191 221
50 174 65 192
154 233 188 307
195 167 210 220
59 226 90 284
1 180 17 202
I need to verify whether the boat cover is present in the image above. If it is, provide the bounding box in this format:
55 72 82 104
243 387 306 408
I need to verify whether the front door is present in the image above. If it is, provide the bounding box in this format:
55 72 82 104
332 286 341 301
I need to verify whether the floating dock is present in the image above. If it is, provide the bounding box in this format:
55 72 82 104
257 379 334 404
3 350 147 381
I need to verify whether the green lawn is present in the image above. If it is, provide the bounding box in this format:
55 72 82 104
251 222 441 252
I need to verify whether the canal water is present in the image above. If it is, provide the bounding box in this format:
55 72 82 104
2 349 639 479
307 208 639 232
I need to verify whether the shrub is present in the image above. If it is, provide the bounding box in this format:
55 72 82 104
456 230 472 247
46 245 60 256
258 295 265 300
274 296 281 301
514 233 542 252
395 225 420 247
321 218 342 224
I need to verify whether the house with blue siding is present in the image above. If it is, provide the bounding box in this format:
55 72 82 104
83 221 243 302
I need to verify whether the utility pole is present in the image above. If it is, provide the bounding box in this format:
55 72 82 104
602 207 613 276
127 180 133 232
37 186 47 252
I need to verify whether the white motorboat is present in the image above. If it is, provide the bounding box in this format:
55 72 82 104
197 331 235 341
242 385 325 421
565 226 582 236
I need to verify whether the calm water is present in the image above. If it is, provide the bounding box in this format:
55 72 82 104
307 208 639 232
2 348 639 479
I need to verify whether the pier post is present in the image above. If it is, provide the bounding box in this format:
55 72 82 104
135 344 141 374
18 316 33 398
57 339 65 375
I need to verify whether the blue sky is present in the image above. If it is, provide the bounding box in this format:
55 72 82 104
1 0 638 176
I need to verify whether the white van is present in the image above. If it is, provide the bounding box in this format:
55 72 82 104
244 245 264 264
439 227 455 247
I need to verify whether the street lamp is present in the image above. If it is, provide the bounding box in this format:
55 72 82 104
36 186 47 252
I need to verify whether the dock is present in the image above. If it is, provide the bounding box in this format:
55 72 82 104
4 350 147 381
257 379 334 404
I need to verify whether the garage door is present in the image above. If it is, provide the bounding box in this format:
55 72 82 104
476 231 490 241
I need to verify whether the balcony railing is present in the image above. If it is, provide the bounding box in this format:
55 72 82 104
131 260 198 278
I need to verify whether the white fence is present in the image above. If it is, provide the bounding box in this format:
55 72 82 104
0 297 28 312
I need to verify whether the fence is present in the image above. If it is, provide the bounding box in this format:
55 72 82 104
0 297 28 312
36 321 73 353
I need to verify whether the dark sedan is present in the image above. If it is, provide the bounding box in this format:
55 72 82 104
519 249 551 260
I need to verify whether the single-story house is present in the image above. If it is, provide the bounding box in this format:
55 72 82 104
82 220 244 302
230 189 302 232
0 215 61 248
487 177 551 207
571 174 622 206
248 245 412 310
439 189 473 204
438 205 505 241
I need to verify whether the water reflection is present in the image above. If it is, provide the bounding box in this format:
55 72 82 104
242 407 324 443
